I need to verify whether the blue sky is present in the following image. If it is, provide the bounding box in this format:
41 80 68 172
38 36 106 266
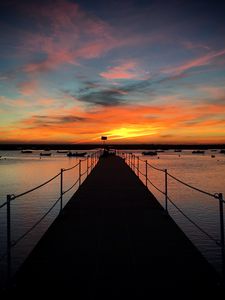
0 0 225 143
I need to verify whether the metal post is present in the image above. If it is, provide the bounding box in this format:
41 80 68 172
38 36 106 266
6 194 11 282
145 160 148 186
137 156 139 177
219 193 225 277
79 159 81 186
87 156 89 176
60 169 63 212
165 169 168 213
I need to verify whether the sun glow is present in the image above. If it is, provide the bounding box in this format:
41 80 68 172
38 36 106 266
103 126 160 141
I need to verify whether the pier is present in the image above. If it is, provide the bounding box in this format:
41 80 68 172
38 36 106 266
10 154 223 295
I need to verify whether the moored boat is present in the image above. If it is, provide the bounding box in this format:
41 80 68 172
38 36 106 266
40 152 52 156
142 151 157 156
192 150 205 154
56 150 68 153
21 150 33 153
67 151 87 157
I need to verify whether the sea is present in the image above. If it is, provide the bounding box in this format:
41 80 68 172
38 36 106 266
0 148 225 285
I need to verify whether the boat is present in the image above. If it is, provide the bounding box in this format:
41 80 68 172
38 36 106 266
192 150 205 154
142 151 157 156
211 155 215 158
56 150 68 153
174 149 182 152
67 152 87 157
40 152 52 156
21 150 33 153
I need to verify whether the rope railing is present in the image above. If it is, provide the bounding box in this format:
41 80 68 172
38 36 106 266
11 195 62 248
63 178 80 195
0 149 102 282
0 201 7 209
63 161 80 172
147 177 165 195
147 162 165 172
117 150 225 277
167 195 221 247
10 172 61 201
167 172 221 200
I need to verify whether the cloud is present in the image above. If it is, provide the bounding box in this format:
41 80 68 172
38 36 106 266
23 115 87 127
2 100 225 143
162 49 225 75
75 85 129 107
100 61 140 80
17 80 38 96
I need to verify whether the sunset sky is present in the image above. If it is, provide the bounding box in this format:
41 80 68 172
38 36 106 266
0 0 225 144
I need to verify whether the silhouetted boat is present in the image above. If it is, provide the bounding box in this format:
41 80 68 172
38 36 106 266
192 150 205 154
56 150 68 153
67 152 87 157
211 155 215 158
21 150 33 153
142 151 157 156
40 152 52 156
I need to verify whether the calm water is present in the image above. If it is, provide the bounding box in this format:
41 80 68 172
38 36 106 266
0 149 225 283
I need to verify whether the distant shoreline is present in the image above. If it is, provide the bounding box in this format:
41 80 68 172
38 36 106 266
0 143 224 151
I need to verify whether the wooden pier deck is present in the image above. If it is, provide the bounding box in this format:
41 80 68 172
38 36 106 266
13 155 222 296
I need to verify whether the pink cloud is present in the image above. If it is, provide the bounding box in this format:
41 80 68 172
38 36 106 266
198 86 225 99
100 61 141 80
18 80 38 96
18 1 155 75
162 49 225 75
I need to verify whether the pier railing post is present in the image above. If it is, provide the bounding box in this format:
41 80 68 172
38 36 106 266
6 194 11 283
218 193 225 277
87 156 89 176
165 169 168 213
60 169 63 212
137 156 139 177
79 159 81 186
145 160 148 186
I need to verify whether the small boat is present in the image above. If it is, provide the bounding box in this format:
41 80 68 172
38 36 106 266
21 150 33 153
67 152 87 157
211 155 215 158
40 152 52 156
142 151 157 156
174 149 182 152
56 150 68 153
192 150 205 154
